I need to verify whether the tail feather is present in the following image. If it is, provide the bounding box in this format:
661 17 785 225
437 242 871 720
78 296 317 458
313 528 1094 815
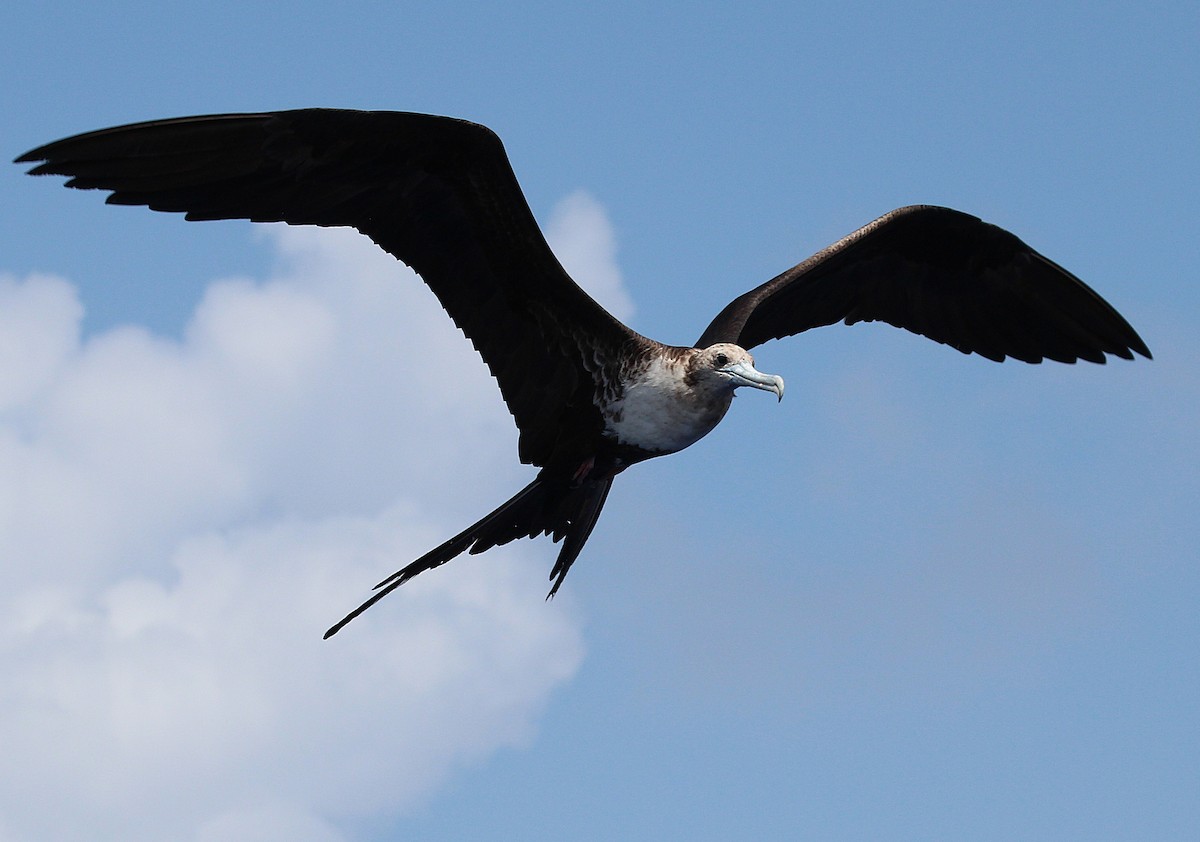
323 474 613 638
548 479 612 597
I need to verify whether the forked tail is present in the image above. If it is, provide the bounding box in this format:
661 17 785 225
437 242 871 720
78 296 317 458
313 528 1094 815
324 473 613 638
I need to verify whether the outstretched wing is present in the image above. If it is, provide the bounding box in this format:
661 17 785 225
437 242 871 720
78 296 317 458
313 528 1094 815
696 205 1150 363
18 109 640 468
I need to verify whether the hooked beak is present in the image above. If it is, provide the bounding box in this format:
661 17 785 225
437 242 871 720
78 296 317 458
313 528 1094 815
722 361 785 402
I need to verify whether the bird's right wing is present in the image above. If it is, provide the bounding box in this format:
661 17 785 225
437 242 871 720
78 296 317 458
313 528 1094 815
18 109 642 468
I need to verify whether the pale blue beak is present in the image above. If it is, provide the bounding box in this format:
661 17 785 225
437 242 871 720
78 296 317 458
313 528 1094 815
722 361 785 401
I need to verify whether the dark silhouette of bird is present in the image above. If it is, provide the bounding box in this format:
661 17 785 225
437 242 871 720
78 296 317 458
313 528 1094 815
16 109 1150 637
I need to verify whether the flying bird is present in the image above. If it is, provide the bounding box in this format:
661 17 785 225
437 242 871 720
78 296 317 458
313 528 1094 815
16 109 1151 637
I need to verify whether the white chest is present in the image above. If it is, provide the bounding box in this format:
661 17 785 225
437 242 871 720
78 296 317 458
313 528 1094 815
602 357 732 454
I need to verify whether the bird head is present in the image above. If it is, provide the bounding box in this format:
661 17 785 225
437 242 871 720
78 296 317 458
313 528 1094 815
691 343 784 401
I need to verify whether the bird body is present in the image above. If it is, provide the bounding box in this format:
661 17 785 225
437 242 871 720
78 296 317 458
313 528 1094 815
602 344 782 456
15 108 1150 637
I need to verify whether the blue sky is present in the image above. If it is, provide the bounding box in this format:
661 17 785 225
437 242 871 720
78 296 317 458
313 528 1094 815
3 2 1197 840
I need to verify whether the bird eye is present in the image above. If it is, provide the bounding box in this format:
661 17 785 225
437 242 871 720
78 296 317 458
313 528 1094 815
715 353 728 367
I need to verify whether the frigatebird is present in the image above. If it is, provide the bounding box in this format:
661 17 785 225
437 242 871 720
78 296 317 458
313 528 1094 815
16 109 1151 638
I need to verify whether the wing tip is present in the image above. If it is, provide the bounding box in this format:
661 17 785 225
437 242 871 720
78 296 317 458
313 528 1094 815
1130 336 1153 361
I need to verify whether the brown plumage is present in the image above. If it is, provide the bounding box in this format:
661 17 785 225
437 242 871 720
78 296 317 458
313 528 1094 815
16 109 1150 637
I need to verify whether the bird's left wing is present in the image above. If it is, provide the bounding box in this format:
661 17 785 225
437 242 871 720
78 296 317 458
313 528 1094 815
17 109 641 469
696 205 1150 363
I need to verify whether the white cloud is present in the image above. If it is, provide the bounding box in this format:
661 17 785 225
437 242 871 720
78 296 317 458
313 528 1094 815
546 190 636 323
0 190 629 840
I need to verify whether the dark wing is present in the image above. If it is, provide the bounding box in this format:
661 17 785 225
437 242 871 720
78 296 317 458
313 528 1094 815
17 109 641 469
696 205 1150 363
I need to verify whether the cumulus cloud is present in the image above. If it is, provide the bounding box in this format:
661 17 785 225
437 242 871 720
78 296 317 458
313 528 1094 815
546 190 636 323
0 191 628 840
